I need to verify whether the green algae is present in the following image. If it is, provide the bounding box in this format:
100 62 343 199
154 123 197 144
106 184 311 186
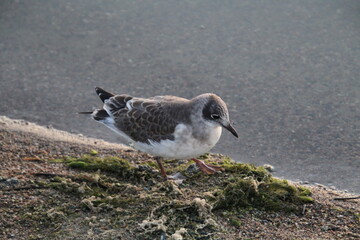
355 213 360 222
214 176 313 212
228 216 242 227
64 155 131 174
222 161 271 182
144 160 158 168
40 152 315 239
89 149 98 156
51 153 313 214
207 156 315 212
52 154 159 182
68 161 88 169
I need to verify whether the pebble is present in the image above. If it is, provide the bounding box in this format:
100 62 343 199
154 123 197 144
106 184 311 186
5 178 20 185
177 160 187 165
137 165 152 171
315 183 326 188
263 164 275 172
137 165 158 174
93 228 103 234
298 181 310 185
186 164 199 173
160 232 167 240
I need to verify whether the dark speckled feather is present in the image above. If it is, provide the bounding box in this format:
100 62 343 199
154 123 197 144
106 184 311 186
104 95 191 143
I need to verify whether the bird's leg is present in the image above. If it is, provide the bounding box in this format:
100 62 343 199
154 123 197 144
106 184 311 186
155 157 168 178
191 158 224 174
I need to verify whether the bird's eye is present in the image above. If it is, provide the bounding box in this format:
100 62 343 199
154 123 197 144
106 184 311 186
211 114 220 119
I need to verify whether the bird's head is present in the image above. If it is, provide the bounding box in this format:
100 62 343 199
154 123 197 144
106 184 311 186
201 94 238 138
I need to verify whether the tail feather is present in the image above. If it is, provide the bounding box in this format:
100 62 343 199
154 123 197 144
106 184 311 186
78 109 110 122
95 87 114 102
78 111 93 114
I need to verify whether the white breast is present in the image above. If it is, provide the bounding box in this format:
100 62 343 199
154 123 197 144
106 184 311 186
134 123 222 159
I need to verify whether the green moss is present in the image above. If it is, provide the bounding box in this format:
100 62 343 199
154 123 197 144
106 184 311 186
144 161 158 168
297 196 314 203
53 155 140 179
50 153 313 216
255 178 313 211
214 165 313 212
169 162 194 174
89 149 98 156
298 186 312 196
20 151 335 239
69 155 131 172
198 153 210 159
222 162 271 182
214 179 258 210
354 213 360 222
228 216 242 227
47 179 81 195
68 161 88 169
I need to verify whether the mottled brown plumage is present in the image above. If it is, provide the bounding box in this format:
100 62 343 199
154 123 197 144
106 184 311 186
95 88 192 143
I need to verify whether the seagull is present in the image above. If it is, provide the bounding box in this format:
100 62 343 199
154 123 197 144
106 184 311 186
80 87 238 179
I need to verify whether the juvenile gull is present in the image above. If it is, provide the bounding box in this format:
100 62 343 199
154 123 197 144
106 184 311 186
81 87 238 178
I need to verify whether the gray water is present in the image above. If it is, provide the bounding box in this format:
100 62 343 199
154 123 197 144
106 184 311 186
1 0 359 193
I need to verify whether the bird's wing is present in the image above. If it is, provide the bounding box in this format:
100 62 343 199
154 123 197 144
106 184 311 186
104 95 190 143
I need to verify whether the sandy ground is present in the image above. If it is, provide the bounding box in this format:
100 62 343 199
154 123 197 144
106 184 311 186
0 116 359 239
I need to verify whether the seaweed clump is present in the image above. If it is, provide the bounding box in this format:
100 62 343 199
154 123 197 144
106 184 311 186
214 162 313 212
40 152 314 239
52 154 156 181
59 155 131 174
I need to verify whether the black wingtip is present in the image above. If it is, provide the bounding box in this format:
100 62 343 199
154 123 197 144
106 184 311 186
92 109 110 121
95 87 114 102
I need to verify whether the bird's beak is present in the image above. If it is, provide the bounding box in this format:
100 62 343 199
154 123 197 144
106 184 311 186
222 122 239 138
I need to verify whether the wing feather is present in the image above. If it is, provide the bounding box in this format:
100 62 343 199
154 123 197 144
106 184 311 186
104 96 190 143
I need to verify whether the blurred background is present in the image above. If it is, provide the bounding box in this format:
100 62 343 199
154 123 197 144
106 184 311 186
0 0 359 193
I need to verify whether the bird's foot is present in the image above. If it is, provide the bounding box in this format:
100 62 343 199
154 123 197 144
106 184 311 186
155 157 168 179
191 158 224 174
